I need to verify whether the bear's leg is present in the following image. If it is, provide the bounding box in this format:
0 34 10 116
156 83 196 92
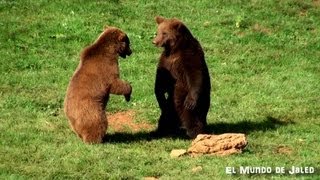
179 109 206 138
81 119 106 144
174 86 205 138
79 110 107 144
153 68 182 136
82 132 103 144
197 94 210 133
155 102 182 136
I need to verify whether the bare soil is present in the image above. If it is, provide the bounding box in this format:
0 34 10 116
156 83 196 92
275 145 293 155
108 110 154 132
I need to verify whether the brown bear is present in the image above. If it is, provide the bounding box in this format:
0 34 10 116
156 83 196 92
64 26 132 144
152 16 211 138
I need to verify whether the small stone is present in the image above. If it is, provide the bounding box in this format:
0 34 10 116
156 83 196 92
192 166 203 173
144 177 158 180
170 149 187 158
203 21 211 27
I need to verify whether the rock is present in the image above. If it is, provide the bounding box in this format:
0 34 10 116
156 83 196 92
187 133 247 156
170 149 187 158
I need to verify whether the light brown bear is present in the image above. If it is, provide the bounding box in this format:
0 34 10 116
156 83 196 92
64 27 132 144
153 16 211 138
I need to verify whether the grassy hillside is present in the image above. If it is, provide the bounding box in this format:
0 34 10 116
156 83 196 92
0 0 319 179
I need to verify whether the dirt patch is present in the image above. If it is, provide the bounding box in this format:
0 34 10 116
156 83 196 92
252 23 272 35
235 23 272 37
313 0 320 7
275 145 293 155
108 110 154 132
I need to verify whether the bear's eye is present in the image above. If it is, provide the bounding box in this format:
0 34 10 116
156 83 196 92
162 32 167 36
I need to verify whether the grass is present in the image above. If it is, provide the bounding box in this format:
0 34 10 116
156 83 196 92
0 0 319 179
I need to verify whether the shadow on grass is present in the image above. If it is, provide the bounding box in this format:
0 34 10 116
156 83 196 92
207 116 294 134
103 130 189 143
104 132 155 143
104 116 294 143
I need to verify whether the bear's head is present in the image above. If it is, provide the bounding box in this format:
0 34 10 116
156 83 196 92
116 31 132 59
153 16 191 50
99 27 132 59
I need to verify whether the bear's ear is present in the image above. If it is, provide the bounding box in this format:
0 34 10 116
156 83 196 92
174 22 188 34
118 33 126 42
173 22 181 30
104 25 110 30
155 16 165 24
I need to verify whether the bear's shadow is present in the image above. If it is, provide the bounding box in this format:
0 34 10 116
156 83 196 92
103 116 294 144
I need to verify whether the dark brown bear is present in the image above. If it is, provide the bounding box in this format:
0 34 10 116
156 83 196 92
64 27 132 144
153 16 211 138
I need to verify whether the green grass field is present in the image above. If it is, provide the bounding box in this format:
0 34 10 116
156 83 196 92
0 0 319 179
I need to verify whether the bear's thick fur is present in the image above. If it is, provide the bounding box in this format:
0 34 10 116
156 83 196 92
153 16 211 138
64 27 132 144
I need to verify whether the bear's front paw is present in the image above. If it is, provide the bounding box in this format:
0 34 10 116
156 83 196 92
124 83 132 102
184 97 197 110
124 94 131 102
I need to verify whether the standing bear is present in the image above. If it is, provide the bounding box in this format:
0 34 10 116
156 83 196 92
153 16 211 138
64 27 132 144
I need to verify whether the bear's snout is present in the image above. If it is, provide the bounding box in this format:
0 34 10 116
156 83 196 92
152 39 157 45
119 47 132 59
152 38 161 47
126 48 132 56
